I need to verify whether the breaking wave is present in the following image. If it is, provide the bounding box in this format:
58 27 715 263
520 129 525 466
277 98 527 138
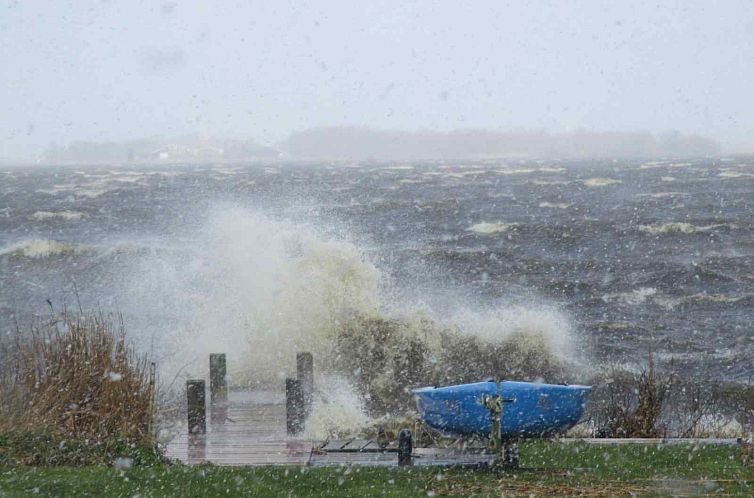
118 208 577 427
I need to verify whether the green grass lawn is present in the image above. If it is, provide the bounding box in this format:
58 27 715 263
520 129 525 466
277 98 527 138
0 442 753 497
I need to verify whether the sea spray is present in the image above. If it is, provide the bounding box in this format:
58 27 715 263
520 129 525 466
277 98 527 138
302 375 370 440
333 307 578 415
120 207 381 383
119 207 579 425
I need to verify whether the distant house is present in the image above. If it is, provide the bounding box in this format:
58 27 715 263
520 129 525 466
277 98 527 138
149 145 178 160
148 144 224 161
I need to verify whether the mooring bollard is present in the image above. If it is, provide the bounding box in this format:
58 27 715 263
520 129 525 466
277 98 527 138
398 428 413 466
296 352 313 416
286 378 304 435
186 379 206 435
503 442 520 468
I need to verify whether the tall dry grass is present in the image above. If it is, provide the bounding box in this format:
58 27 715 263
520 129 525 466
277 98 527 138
1 312 155 443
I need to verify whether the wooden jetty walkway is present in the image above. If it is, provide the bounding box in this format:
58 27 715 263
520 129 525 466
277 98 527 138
164 390 313 466
163 388 497 467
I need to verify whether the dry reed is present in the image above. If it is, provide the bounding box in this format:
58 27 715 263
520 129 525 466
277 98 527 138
2 312 155 443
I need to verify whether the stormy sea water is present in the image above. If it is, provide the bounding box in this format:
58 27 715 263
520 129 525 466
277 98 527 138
1 158 753 389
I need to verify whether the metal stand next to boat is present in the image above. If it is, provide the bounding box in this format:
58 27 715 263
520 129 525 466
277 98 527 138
482 377 516 467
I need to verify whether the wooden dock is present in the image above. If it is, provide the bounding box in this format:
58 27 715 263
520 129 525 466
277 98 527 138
163 388 498 467
165 390 313 466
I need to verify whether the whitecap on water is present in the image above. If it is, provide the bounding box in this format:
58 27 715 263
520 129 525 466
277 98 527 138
31 210 86 221
601 287 658 306
0 239 87 258
467 221 512 234
583 177 622 187
638 222 737 234
538 202 571 209
719 170 754 178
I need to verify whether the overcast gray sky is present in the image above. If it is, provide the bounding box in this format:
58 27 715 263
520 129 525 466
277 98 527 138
2 0 754 159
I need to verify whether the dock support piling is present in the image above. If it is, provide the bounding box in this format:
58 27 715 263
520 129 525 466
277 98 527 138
186 379 206 435
209 353 227 424
209 353 227 404
398 428 413 466
286 378 304 435
296 352 313 417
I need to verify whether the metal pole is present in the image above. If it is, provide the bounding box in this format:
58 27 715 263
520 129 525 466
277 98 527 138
186 379 206 435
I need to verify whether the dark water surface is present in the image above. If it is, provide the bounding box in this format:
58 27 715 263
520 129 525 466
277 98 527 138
1 159 753 380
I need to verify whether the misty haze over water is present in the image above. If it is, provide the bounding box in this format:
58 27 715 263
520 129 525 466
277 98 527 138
3 1 754 161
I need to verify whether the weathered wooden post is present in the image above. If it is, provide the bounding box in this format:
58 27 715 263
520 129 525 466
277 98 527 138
209 353 227 424
209 353 227 404
286 378 304 435
296 352 313 417
398 428 413 466
186 379 206 435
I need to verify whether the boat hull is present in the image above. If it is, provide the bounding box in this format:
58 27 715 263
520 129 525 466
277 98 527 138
413 380 591 437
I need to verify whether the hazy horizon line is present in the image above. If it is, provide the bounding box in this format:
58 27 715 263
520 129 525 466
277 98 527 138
2 125 739 165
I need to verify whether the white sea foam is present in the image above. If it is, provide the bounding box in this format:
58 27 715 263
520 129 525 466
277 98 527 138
719 170 754 179
638 222 737 234
532 179 571 185
656 293 748 310
447 305 574 361
467 222 512 234
636 192 688 199
583 177 622 187
303 375 370 439
31 210 86 221
495 168 537 175
538 202 571 209
0 239 86 258
601 287 658 306
660 176 675 182
639 161 670 169
122 208 381 383
36 184 77 195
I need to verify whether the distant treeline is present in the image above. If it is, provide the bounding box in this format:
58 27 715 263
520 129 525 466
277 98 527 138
41 127 720 164
281 127 720 160
43 135 278 164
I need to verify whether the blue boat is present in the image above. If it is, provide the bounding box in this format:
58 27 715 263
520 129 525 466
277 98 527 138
413 380 591 437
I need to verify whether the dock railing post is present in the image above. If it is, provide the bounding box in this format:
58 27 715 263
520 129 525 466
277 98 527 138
186 379 206 435
209 353 227 424
286 378 304 435
296 352 313 417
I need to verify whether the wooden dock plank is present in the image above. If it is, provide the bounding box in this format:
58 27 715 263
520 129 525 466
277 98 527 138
164 390 313 466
